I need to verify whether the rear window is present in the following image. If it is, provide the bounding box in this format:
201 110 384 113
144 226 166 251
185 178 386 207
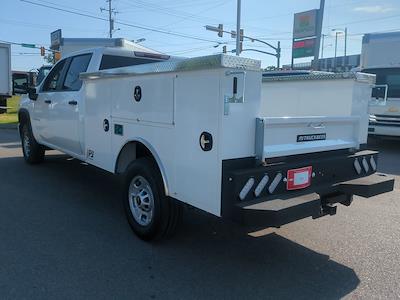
99 55 160 70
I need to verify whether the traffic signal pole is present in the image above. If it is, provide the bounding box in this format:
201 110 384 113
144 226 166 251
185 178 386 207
236 0 241 56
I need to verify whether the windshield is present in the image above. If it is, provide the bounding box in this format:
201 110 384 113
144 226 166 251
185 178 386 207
364 68 400 99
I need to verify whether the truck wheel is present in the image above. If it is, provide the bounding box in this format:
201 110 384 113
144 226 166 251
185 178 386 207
123 158 181 241
20 123 45 164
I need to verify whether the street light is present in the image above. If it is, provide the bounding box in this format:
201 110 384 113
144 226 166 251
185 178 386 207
206 24 281 68
331 28 348 69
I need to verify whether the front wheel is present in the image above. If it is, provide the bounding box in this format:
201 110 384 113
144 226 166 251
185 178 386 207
20 123 45 164
123 158 181 241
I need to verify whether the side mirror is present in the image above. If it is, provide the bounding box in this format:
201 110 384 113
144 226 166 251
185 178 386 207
27 86 38 101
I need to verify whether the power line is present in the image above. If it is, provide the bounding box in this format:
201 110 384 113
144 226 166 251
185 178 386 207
20 0 222 44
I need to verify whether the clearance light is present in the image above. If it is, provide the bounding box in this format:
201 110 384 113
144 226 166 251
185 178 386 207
362 158 369 173
239 178 255 200
254 175 269 197
370 157 377 171
354 158 362 175
268 173 283 194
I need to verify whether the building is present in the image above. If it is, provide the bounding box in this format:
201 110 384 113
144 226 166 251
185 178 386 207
283 54 361 72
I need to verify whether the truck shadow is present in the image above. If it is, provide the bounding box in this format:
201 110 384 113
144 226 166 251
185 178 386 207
0 152 360 299
368 137 400 176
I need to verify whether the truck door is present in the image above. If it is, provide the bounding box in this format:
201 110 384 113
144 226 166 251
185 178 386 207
49 53 92 156
34 59 67 143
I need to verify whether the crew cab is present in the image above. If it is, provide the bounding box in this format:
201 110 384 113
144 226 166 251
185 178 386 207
19 47 395 240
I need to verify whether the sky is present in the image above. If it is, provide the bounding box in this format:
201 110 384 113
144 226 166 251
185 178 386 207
2 0 400 71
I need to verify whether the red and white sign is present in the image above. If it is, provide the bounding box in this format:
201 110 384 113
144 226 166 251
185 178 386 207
287 166 313 190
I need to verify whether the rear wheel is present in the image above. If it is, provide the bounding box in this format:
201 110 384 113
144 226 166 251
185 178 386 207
20 122 45 164
123 158 181 241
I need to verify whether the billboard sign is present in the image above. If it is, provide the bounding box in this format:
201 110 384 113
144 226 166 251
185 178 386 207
293 10 318 40
50 29 62 50
292 38 316 58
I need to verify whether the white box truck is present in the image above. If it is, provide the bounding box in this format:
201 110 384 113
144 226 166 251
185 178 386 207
19 47 394 240
0 43 12 113
361 32 400 137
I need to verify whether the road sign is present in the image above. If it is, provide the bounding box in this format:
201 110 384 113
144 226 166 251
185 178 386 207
21 43 36 48
293 9 318 40
292 38 316 58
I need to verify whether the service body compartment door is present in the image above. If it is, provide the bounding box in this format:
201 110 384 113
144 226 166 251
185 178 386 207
256 116 361 160
83 79 113 171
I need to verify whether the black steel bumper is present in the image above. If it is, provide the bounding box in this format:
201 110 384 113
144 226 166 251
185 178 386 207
221 150 395 228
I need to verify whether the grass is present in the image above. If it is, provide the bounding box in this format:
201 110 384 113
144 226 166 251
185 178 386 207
0 96 20 125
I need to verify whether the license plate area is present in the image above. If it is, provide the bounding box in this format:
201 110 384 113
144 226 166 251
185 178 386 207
287 166 312 190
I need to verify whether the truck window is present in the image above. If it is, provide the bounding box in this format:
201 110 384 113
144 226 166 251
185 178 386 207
42 60 67 92
63 54 92 91
99 55 158 70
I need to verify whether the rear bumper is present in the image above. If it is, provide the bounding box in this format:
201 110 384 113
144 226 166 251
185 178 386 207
221 150 394 228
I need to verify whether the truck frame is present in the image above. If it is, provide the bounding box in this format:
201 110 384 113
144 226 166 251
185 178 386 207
19 47 394 240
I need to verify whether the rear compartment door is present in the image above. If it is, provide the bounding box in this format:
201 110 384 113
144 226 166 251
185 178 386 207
256 116 360 160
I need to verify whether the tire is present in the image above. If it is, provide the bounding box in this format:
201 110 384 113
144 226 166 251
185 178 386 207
122 158 181 241
20 122 45 164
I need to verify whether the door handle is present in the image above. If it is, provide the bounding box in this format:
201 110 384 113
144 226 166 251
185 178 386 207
68 100 78 105
44 100 51 104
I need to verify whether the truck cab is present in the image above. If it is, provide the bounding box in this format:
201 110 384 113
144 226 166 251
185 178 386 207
361 32 400 137
20 47 171 158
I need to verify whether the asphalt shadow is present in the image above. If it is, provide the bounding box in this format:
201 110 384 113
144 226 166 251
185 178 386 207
0 153 360 299
368 137 400 176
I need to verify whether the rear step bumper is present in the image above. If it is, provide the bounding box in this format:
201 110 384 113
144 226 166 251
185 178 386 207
221 150 395 228
235 173 394 228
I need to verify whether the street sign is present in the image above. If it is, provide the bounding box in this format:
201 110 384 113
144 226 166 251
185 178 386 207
293 9 318 40
292 38 316 58
21 43 36 48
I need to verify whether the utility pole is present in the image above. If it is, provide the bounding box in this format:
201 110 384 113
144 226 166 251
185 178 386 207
334 31 338 68
344 27 348 57
101 0 116 38
236 0 241 56
321 34 325 58
313 0 325 70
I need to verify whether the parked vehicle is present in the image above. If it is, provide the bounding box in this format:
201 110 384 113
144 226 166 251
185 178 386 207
19 47 394 241
0 43 12 113
361 31 400 137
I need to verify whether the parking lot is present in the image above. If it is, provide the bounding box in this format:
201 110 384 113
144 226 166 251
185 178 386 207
0 128 399 299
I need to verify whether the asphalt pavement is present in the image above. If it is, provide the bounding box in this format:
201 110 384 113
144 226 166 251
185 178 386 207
0 129 399 300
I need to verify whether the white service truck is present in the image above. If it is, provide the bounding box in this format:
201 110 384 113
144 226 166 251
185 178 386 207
19 47 394 240
0 43 12 113
361 32 400 137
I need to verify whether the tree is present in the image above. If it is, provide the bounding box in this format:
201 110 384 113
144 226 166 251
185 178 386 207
43 53 55 64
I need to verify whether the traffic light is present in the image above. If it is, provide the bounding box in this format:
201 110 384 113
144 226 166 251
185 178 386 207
40 46 45 56
222 45 227 54
54 51 61 62
218 24 223 37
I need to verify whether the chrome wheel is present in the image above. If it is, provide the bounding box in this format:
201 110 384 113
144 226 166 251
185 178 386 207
128 175 154 226
22 128 31 157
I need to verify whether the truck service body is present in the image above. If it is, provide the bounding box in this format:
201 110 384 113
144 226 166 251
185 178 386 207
19 46 394 240
362 32 400 137
0 43 12 113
